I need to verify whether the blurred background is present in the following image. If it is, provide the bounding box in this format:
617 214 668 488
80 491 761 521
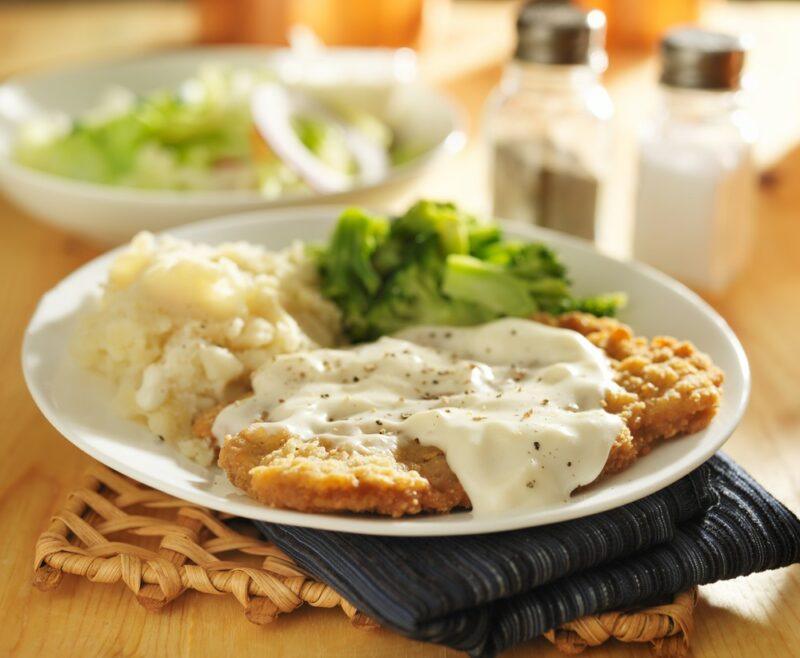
1 0 799 285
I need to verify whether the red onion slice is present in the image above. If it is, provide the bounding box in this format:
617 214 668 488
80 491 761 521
251 84 389 193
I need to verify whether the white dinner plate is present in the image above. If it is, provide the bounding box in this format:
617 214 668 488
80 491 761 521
22 206 750 536
0 47 464 243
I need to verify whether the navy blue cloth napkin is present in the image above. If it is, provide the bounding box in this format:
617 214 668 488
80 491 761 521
255 454 800 657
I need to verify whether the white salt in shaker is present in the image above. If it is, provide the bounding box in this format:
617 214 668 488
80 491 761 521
485 3 613 242
633 28 756 293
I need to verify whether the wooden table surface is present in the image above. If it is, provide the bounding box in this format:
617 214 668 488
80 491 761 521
1 2 799 657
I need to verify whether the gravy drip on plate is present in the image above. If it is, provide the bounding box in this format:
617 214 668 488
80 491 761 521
213 318 624 514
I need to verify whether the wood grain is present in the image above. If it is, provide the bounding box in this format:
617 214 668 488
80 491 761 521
0 2 798 657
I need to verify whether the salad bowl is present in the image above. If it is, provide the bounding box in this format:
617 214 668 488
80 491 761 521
0 47 465 243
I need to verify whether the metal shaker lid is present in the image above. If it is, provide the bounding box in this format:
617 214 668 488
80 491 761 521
660 28 749 90
515 2 607 69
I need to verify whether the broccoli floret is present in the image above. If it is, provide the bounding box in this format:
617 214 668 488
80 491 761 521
442 254 571 316
570 292 628 317
318 207 389 338
390 200 472 256
320 207 388 294
477 241 567 278
467 223 502 255
317 200 625 341
361 247 493 340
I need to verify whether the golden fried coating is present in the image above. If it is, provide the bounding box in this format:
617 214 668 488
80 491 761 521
209 313 723 517
541 313 724 474
219 428 468 516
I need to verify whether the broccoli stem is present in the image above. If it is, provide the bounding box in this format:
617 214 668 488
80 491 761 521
442 255 538 316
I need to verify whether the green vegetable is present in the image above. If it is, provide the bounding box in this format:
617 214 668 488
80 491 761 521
318 200 625 341
15 73 255 191
444 255 551 315
13 66 398 196
291 114 355 175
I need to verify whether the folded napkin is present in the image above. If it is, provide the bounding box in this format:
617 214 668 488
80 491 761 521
256 454 800 657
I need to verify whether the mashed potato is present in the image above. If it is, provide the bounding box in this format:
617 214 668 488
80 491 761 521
73 232 342 465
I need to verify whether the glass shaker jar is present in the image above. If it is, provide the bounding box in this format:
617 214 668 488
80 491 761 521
633 29 756 293
485 3 613 241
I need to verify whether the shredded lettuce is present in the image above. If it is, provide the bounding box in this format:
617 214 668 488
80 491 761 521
13 66 404 196
318 200 626 341
15 69 257 191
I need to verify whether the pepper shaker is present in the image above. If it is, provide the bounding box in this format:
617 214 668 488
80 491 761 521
484 2 613 241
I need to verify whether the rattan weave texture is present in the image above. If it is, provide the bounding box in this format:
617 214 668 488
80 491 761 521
33 465 696 656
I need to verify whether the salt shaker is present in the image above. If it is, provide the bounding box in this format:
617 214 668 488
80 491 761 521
485 3 613 241
633 29 756 293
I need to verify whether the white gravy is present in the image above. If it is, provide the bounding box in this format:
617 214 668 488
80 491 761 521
212 318 624 515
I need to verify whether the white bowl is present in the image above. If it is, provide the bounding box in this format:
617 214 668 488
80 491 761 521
22 206 749 536
0 47 465 243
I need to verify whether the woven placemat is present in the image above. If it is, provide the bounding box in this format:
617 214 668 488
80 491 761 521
33 465 696 656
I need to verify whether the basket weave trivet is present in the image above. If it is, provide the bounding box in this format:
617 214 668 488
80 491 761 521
34 465 696 656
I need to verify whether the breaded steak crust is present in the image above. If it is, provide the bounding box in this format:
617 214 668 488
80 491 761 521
206 313 723 517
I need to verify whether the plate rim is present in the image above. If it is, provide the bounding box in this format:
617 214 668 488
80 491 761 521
21 205 751 536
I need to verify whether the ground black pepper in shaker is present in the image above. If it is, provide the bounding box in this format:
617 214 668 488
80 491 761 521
485 2 612 241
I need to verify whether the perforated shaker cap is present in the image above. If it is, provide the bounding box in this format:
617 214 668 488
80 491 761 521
660 28 749 90
515 2 607 68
